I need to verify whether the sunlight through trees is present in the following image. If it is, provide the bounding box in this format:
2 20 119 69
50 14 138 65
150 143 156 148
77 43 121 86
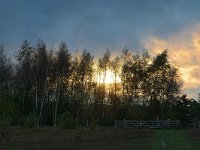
0 41 198 128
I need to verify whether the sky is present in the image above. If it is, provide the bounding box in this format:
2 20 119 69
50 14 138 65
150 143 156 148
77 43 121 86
1 0 200 99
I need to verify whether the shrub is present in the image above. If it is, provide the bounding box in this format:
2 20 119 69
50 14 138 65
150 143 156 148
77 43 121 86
24 113 36 128
90 118 97 130
58 112 77 129
0 97 21 126
0 117 12 141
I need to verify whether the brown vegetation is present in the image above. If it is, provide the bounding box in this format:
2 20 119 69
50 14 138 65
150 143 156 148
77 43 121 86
0 127 154 150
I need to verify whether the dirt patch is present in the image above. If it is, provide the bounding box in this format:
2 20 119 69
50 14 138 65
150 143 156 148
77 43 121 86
185 128 200 149
0 127 154 150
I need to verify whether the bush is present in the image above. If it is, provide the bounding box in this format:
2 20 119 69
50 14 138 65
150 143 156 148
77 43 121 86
0 117 12 141
90 118 97 129
24 113 36 128
96 118 113 126
0 97 21 126
58 112 77 129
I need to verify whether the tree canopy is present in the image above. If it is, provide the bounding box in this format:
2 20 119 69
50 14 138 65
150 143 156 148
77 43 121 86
0 41 197 128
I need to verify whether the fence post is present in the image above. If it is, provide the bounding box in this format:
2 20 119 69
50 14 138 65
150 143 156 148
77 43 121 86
123 119 126 128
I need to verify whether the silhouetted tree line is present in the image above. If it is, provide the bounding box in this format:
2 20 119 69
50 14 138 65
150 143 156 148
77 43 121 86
0 40 199 128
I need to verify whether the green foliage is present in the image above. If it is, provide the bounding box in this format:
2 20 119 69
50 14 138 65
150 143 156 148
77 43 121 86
58 111 77 129
0 99 15 115
97 118 113 126
89 118 97 129
0 41 195 127
150 130 195 150
189 100 200 127
0 116 11 127
0 116 12 141
24 113 36 128
0 97 21 125
174 95 191 127
126 106 144 120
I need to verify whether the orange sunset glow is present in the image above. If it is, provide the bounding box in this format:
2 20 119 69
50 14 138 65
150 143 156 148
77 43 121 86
143 24 200 98
95 69 121 84
2 1 200 148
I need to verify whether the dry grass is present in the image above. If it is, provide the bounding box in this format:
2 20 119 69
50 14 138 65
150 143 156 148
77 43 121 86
0 127 154 150
186 128 200 149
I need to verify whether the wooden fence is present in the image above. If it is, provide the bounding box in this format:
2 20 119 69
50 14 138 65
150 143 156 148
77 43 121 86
115 119 180 129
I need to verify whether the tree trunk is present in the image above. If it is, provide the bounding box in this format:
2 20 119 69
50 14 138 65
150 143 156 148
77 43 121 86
37 100 44 126
35 81 38 120
54 100 59 127
37 66 48 126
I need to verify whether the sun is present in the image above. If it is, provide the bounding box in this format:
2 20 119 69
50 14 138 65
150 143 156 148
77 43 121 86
96 69 121 84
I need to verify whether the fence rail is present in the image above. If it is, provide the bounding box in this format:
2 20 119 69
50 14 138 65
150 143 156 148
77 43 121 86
115 119 180 129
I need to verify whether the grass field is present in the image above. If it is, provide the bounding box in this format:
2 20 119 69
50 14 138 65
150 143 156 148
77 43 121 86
150 129 195 150
1 127 200 150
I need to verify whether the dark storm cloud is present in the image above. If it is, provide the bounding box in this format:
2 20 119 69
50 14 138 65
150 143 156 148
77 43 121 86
1 0 200 54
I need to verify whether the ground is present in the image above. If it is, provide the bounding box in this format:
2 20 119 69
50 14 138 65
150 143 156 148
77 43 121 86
0 127 200 150
151 129 194 150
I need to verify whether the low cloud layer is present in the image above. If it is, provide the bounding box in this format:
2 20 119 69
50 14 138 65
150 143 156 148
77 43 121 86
142 24 200 98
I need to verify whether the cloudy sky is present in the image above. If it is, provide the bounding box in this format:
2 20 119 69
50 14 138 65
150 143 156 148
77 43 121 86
1 0 200 98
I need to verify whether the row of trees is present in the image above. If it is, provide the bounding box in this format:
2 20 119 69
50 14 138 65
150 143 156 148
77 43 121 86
0 40 199 127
